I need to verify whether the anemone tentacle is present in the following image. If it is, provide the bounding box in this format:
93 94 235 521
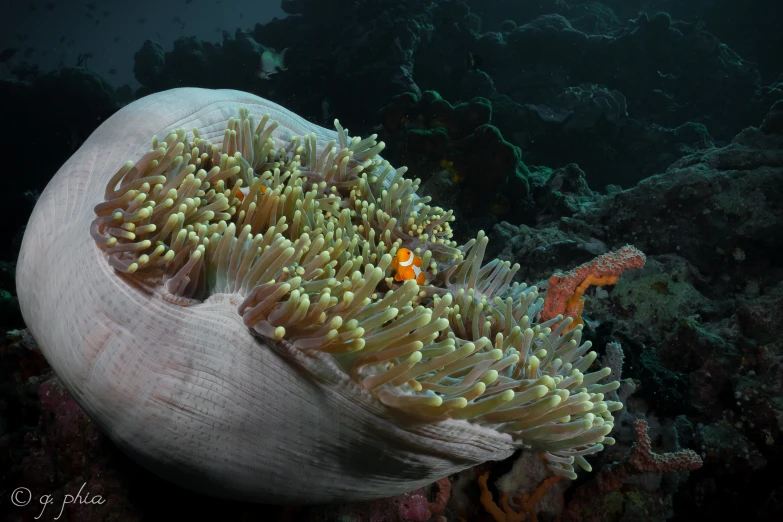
88 106 620 481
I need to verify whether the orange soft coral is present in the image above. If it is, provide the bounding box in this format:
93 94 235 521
541 245 646 331
479 471 562 522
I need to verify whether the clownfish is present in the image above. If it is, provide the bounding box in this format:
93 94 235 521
234 184 267 202
391 247 425 285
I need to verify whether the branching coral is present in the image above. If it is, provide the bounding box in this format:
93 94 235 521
87 105 628 483
560 419 703 522
479 471 562 522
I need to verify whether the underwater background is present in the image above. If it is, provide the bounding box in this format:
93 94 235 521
1 0 782 521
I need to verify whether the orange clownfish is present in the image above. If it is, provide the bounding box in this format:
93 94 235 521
234 184 267 202
391 248 425 285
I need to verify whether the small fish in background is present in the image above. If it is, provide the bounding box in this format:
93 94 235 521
29 4 37 11
67 39 75 47
185 0 192 3
138 17 147 24
108 68 116 75
85 2 95 9
59 35 66 43
321 98 332 125
466 51 482 71
95 20 100 25
0 48 19 63
76 52 93 67
156 32 162 40
17 34 29 42
41 50 48 57
181 22 187 29
103 10 110 17
46 2 55 10
240 12 243 19
85 12 93 19
173 16 183 25
114 36 120 43
256 48 288 80
24 47 35 58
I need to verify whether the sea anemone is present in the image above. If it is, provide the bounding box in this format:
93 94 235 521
16 88 622 503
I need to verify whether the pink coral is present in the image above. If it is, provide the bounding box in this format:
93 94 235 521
626 420 703 473
560 419 703 522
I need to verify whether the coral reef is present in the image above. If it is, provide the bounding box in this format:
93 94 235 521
560 419 703 522
126 0 782 195
2 1 783 520
377 91 531 230
0 68 121 261
484 98 783 522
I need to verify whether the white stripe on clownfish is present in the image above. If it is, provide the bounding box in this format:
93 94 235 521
234 183 268 202
399 249 415 267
